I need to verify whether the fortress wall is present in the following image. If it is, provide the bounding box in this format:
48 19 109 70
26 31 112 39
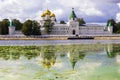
94 36 120 40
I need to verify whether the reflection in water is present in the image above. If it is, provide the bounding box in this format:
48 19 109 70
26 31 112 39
106 44 119 58
40 46 56 69
0 44 120 80
67 49 85 70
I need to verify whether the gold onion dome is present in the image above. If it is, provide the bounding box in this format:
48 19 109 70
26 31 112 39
41 13 45 17
44 9 51 15
50 13 55 17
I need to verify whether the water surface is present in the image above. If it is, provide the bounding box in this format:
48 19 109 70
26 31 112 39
0 44 120 80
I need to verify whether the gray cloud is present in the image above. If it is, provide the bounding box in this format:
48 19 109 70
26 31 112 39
0 0 119 23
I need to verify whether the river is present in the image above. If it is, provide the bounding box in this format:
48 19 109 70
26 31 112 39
0 40 120 46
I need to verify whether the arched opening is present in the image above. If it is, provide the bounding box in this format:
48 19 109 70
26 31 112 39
72 30 76 35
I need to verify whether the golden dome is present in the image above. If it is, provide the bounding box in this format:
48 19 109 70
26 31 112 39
42 62 51 69
41 59 56 69
50 13 55 17
41 13 45 17
44 9 51 15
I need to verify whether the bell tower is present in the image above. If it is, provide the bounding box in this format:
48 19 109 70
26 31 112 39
9 19 15 35
68 8 79 35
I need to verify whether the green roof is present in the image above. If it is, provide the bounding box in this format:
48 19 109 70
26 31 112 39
9 20 14 27
69 8 77 20
108 22 112 27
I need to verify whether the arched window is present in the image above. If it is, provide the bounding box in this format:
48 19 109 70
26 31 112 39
72 30 76 35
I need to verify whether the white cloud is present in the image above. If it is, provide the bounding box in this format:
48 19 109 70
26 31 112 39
117 3 120 8
53 9 64 19
79 7 103 16
116 13 120 22
0 0 119 22
116 3 120 22
0 0 44 22
58 0 104 16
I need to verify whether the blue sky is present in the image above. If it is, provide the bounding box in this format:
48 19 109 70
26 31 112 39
0 0 120 23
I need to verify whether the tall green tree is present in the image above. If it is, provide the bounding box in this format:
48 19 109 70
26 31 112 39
43 19 54 34
116 22 120 33
32 20 41 35
22 20 33 36
22 20 41 36
77 18 86 25
12 19 23 30
0 21 2 34
0 19 9 35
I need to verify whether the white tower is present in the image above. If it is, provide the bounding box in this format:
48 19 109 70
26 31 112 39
68 8 79 35
9 20 15 35
107 22 113 34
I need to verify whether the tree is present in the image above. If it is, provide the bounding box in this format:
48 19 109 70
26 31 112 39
0 19 9 35
77 18 86 25
43 19 54 34
60 20 66 24
32 20 41 35
116 22 120 33
107 19 116 33
12 19 23 30
22 20 41 36
22 20 33 36
0 21 2 34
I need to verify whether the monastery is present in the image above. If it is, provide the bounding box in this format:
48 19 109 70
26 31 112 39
40 8 113 36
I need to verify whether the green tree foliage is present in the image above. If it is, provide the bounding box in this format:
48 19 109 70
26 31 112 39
115 22 120 33
32 20 41 35
22 20 33 36
12 19 23 30
77 18 86 25
22 20 41 36
43 19 54 34
107 19 116 33
60 20 66 24
0 19 9 35
0 21 2 34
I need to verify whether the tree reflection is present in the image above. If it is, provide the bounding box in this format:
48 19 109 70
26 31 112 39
24 50 40 60
40 46 56 69
0 48 20 60
0 46 40 60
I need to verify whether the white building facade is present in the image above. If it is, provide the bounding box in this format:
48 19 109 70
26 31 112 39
40 8 113 36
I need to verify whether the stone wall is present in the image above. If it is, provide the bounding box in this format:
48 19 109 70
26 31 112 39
95 36 120 40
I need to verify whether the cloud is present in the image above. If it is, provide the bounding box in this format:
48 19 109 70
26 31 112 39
116 13 120 22
0 0 44 22
116 3 120 22
58 0 103 16
59 0 120 22
0 0 120 22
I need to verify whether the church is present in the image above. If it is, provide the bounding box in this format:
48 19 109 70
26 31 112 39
40 8 113 36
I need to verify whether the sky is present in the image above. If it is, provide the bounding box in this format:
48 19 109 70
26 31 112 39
0 0 120 23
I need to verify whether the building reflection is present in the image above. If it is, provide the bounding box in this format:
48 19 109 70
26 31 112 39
106 44 120 64
40 46 56 69
106 44 120 58
106 44 116 58
67 49 85 70
0 44 120 69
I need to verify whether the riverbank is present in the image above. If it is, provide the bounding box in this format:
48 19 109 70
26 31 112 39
0 37 68 40
1 34 120 40
95 36 120 40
